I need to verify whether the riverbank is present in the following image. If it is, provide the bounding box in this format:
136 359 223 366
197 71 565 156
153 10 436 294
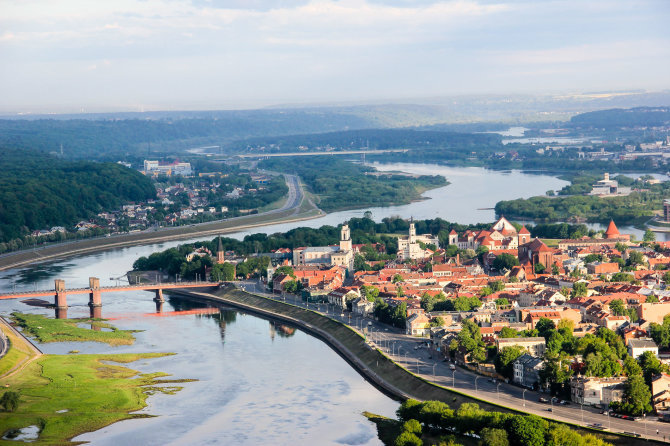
0 209 323 273
172 285 663 446
0 352 192 444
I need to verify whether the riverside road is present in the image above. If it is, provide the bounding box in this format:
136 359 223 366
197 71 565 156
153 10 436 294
238 280 669 442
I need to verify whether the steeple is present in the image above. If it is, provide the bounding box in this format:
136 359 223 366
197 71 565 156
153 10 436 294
340 223 352 252
409 218 416 243
216 235 225 264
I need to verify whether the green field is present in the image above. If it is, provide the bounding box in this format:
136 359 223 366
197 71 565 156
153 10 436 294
11 313 137 346
0 353 192 444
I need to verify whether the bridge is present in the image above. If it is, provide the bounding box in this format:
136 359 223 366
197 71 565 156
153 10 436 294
0 277 219 318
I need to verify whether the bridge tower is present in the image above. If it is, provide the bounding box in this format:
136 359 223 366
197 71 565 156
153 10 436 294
89 277 102 308
54 279 67 309
154 288 165 304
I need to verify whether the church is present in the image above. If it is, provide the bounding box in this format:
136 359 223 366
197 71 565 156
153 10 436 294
396 220 440 260
292 224 355 272
449 216 530 251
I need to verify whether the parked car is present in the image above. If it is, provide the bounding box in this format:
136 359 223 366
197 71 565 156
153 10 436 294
539 397 549 403
449 364 456 371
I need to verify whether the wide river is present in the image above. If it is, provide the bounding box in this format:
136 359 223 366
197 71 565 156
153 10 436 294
0 163 656 445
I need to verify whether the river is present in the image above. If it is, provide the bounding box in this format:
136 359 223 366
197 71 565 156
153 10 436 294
0 163 656 444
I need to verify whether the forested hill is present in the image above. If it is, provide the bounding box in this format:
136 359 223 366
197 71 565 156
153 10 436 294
567 106 670 129
0 148 156 242
0 110 377 159
227 129 501 153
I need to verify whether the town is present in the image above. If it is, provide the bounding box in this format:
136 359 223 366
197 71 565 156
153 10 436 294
163 215 670 423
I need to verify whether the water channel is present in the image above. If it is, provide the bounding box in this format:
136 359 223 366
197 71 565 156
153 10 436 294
0 163 658 444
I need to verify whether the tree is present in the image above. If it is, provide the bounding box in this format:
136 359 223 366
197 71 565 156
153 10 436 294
492 253 519 271
507 415 548 446
361 285 380 302
495 297 509 308
430 317 445 328
495 346 526 380
499 326 518 338
397 399 423 421
647 294 660 303
394 431 422 446
534 263 546 274
644 229 656 242
571 282 587 298
638 350 668 386
546 424 584 446
480 286 493 297
0 391 19 412
402 419 422 436
551 263 560 275
490 280 505 292
535 318 556 340
627 250 645 267
609 299 625 316
274 265 296 278
620 375 652 416
480 428 509 446
392 273 404 284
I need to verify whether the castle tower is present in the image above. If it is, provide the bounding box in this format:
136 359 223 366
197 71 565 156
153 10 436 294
340 224 352 252
216 235 225 264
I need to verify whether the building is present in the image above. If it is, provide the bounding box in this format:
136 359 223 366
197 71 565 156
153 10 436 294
589 173 631 196
664 199 670 223
495 337 546 357
628 338 659 359
449 217 528 251
570 376 626 406
143 160 193 176
406 313 431 336
293 224 354 272
396 220 440 261
637 302 670 324
513 354 544 388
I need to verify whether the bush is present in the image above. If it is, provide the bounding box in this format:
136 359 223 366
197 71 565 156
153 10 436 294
0 391 20 412
395 431 423 446
402 419 422 436
480 427 509 446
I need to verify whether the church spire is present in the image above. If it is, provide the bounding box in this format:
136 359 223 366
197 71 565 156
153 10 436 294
216 235 225 264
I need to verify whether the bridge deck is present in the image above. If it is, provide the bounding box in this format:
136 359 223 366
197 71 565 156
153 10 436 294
0 282 217 300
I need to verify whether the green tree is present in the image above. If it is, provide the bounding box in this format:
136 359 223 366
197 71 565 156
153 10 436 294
395 431 423 446
480 428 509 446
546 423 585 446
638 350 668 386
644 229 656 242
397 399 423 422
534 263 546 274
499 326 518 338
627 250 645 267
430 317 446 328
490 280 505 292
274 265 296 278
535 318 556 339
609 299 625 316
572 282 587 298
402 419 422 436
647 294 660 303
392 273 404 284
620 375 652 416
495 346 526 380
495 297 509 308
492 253 519 271
0 391 19 412
507 415 548 446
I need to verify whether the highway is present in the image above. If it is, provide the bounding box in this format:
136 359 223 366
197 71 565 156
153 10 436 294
237 280 669 442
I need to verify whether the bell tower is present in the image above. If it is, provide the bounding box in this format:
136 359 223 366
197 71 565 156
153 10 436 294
340 223 352 251
216 235 225 264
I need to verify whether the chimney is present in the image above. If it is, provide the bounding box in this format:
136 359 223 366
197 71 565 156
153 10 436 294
456 253 460 265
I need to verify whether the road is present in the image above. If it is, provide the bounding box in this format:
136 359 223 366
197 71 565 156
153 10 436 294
236 280 669 442
0 174 322 272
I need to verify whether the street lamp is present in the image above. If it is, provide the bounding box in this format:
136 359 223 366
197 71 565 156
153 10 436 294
432 363 437 379
416 359 420 374
522 389 527 407
497 382 501 400
475 376 480 393
452 370 456 387
580 403 584 424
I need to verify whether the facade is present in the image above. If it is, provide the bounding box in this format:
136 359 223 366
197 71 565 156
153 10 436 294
293 224 355 272
570 376 626 406
637 302 670 324
628 338 659 359
589 173 631 196
143 160 192 176
396 221 440 261
495 337 546 357
406 313 431 336
450 217 528 252
512 354 544 388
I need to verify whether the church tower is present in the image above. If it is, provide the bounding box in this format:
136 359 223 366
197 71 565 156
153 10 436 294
216 235 225 264
340 223 352 252
409 219 416 244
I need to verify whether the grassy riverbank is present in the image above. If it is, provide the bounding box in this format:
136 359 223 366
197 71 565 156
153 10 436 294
0 352 192 444
11 313 137 346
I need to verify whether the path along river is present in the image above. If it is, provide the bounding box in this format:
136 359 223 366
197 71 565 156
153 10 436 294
0 163 657 445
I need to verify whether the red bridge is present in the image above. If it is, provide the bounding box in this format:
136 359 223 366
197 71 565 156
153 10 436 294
0 277 219 311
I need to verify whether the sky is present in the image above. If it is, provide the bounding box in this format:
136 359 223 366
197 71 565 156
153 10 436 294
0 0 669 113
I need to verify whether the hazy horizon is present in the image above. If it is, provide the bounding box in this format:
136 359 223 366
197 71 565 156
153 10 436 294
1 0 669 114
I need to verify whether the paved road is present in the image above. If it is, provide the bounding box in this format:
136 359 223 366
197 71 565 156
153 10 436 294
236 280 669 442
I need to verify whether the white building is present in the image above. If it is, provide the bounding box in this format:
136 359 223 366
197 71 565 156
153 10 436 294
628 338 659 359
293 224 355 272
143 160 192 176
396 221 440 261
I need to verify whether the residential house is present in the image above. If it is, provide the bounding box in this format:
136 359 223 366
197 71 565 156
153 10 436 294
628 338 659 359
513 354 544 389
496 337 546 357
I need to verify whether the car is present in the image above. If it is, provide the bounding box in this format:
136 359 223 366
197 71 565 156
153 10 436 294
449 364 456 371
538 397 549 403
559 400 570 406
546 408 553 412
